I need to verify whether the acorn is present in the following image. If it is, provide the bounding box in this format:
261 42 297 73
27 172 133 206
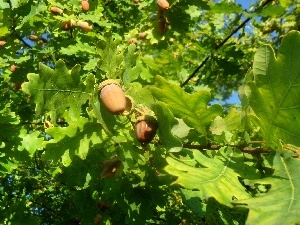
138 32 147 39
29 34 39 41
135 115 158 144
10 65 18 72
50 6 63 15
129 38 138 45
76 20 93 31
157 0 169 11
0 41 6 47
81 0 89 12
158 16 168 34
61 20 75 31
99 79 126 115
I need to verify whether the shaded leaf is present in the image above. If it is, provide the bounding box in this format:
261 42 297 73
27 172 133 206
42 116 103 166
153 102 182 152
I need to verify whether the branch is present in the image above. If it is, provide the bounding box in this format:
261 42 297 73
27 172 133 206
181 0 274 87
182 143 271 154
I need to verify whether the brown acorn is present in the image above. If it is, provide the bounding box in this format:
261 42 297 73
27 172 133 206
81 0 89 12
99 80 126 115
14 83 22 90
135 116 158 144
10 65 18 72
138 32 147 39
157 0 169 11
158 16 168 34
129 38 138 45
50 6 63 15
76 20 93 31
0 41 6 47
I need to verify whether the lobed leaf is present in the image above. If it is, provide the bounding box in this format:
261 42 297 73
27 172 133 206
234 150 300 225
22 59 95 122
42 116 103 166
165 147 252 206
151 76 222 134
245 31 300 148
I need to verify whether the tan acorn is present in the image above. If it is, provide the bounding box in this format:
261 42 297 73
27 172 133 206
0 41 6 47
138 32 147 39
76 20 93 31
129 38 138 45
157 0 169 11
99 79 126 115
135 115 158 144
50 6 63 15
10 65 18 72
61 20 76 31
29 35 39 41
81 0 89 12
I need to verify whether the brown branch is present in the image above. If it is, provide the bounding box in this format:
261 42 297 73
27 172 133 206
180 0 274 87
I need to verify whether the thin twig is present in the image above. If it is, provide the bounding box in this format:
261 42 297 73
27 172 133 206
182 143 271 154
181 0 274 87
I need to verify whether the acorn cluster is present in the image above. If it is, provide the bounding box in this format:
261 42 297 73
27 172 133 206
50 2 92 32
99 79 158 144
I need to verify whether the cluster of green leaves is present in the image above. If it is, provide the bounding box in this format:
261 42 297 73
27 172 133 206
1 0 300 224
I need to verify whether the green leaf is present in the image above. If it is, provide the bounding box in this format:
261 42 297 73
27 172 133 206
42 116 103 166
246 31 300 148
153 102 182 152
16 3 46 29
18 130 43 157
234 150 300 225
22 59 95 122
122 44 142 87
260 5 285 17
165 147 251 206
185 6 201 19
98 38 123 79
211 2 243 14
60 43 97 56
151 76 223 134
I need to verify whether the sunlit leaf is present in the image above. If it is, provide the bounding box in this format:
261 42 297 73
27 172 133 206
165 147 252 206
151 76 223 134
246 31 300 148
234 150 300 225
22 59 95 122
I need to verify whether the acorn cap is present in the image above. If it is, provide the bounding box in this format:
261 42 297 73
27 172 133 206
136 115 158 126
122 95 135 116
98 79 121 91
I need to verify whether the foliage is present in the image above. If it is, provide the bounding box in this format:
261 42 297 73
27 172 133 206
1 0 300 225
